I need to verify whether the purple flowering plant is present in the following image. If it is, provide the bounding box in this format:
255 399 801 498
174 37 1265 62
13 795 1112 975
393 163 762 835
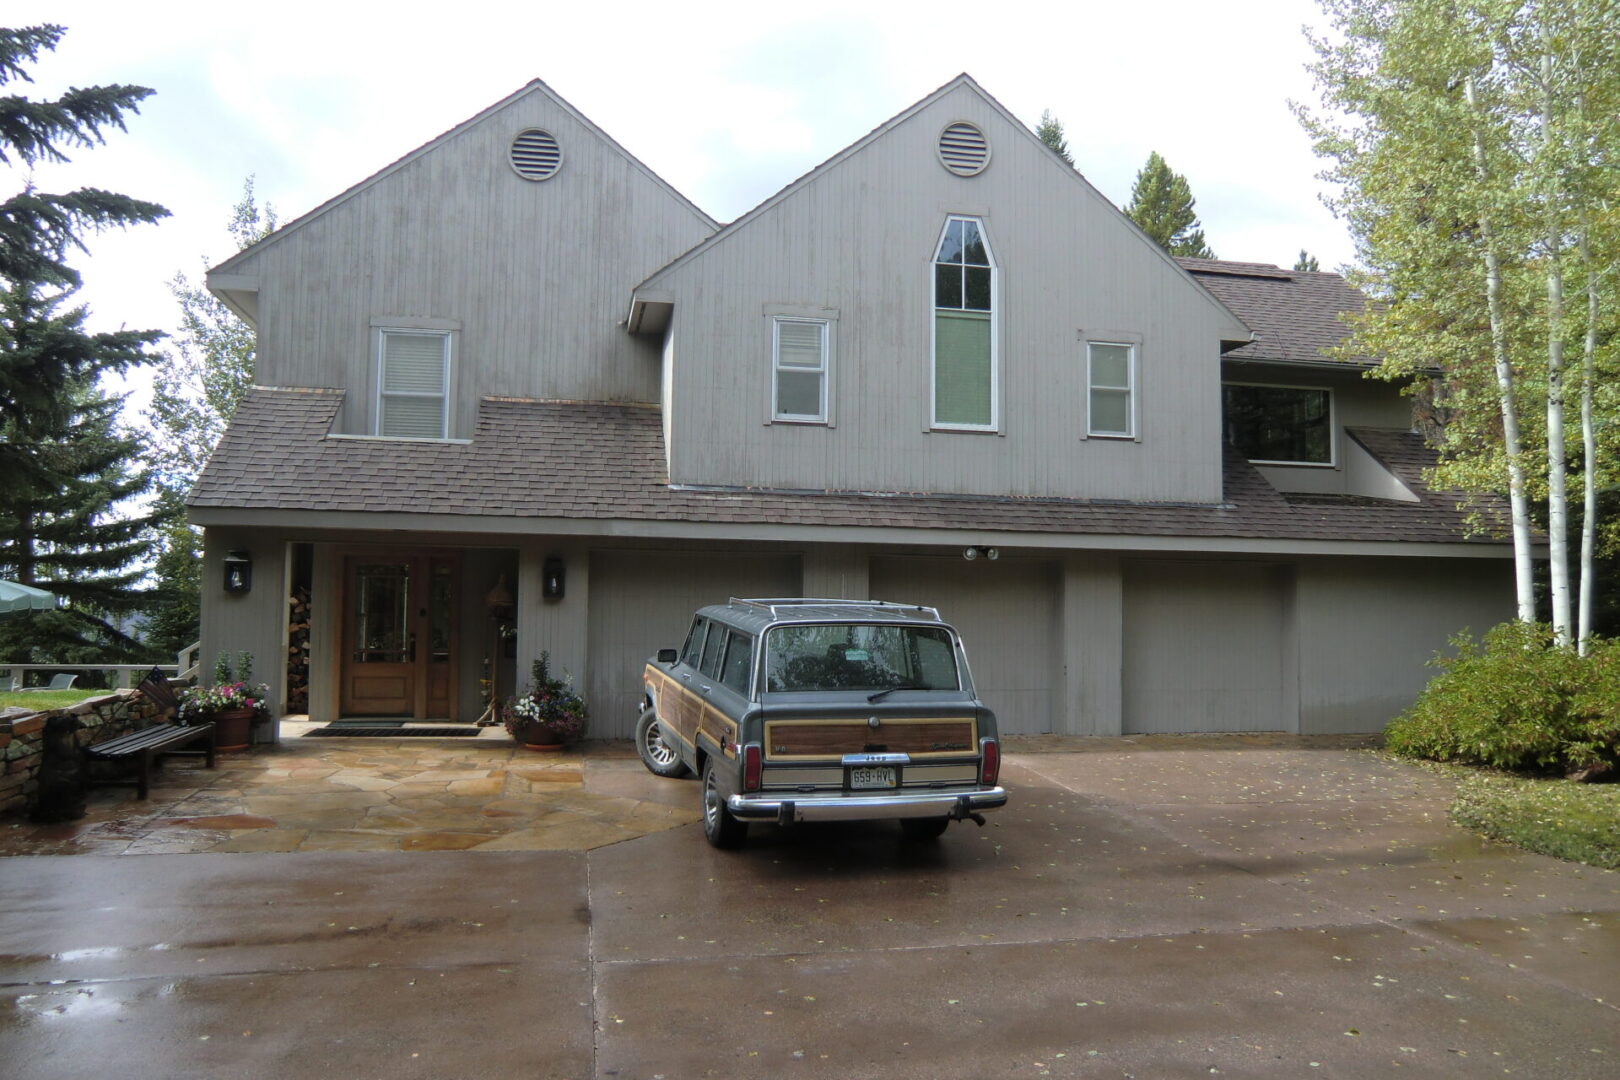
503 652 588 742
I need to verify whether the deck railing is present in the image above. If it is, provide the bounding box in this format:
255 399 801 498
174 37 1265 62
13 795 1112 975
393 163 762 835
1 641 202 691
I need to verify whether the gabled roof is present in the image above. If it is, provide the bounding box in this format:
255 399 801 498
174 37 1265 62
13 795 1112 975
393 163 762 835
1180 259 1372 367
209 79 718 282
190 389 1506 551
630 74 1250 345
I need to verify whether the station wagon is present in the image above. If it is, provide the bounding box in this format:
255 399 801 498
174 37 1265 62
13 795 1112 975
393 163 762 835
637 598 1007 847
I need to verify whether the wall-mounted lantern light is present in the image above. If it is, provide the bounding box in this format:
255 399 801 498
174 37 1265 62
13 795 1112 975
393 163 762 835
224 550 253 593
961 546 1000 562
542 557 566 599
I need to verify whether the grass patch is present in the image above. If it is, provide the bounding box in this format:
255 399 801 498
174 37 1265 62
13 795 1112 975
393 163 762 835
1450 771 1620 870
0 689 114 712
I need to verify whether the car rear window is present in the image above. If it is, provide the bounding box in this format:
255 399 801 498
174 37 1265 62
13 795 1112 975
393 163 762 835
764 623 960 693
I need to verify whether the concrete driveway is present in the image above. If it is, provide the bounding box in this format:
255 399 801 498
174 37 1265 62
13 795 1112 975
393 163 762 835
2 736 1616 1079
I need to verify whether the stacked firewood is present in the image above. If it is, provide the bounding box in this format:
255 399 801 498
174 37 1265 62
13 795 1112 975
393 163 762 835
286 586 311 712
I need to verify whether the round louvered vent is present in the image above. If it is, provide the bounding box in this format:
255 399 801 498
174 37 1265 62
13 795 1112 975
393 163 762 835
509 129 562 181
937 121 990 177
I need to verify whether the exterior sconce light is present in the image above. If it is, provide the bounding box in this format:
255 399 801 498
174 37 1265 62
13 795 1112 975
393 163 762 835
961 546 1000 561
542 557 566 599
223 550 253 594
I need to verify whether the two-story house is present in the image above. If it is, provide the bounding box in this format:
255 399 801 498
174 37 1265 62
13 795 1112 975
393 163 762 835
191 75 1512 742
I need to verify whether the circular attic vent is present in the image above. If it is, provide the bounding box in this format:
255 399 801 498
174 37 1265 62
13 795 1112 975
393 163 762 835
509 128 562 181
937 121 990 177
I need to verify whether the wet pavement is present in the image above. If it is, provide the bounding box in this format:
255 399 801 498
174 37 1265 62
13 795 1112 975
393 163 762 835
1 734 1616 1079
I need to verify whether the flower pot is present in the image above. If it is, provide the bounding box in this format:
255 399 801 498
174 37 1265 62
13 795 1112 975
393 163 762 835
211 707 256 752
513 720 567 752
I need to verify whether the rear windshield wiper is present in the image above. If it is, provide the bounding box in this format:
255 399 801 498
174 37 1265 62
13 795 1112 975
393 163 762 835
867 683 928 702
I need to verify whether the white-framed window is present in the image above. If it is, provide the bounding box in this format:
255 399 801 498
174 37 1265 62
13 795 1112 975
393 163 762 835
1087 341 1136 438
1222 382 1335 465
772 317 829 423
376 329 451 439
932 215 997 430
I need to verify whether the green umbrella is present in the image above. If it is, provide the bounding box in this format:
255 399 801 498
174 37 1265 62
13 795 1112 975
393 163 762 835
0 580 56 614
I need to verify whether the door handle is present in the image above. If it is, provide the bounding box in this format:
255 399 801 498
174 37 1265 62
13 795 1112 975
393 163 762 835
700 684 712 693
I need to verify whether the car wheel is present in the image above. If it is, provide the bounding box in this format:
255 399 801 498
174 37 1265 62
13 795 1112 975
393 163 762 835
701 758 747 849
900 816 950 841
635 706 690 778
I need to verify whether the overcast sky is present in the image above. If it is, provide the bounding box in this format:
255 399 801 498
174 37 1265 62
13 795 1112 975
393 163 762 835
15 0 1353 406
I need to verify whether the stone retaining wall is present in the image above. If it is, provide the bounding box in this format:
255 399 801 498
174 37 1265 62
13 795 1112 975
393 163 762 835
0 691 164 818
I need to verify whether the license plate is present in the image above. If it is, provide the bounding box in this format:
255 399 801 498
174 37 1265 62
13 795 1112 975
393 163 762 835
849 766 897 790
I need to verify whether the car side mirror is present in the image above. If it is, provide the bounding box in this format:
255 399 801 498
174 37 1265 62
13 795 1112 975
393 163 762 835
657 648 679 664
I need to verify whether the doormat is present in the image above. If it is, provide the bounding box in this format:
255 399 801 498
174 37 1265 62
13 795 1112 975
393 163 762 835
305 725 481 738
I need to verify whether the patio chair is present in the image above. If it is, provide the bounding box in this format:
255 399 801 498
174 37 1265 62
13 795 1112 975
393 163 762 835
19 673 78 692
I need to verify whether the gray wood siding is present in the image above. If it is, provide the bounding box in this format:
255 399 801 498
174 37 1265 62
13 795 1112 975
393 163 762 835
231 87 713 436
649 82 1239 501
1122 560 1295 734
586 549 800 739
1294 557 1512 733
869 554 1059 735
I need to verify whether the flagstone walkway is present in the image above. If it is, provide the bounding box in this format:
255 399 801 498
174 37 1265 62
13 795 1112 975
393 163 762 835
0 729 700 857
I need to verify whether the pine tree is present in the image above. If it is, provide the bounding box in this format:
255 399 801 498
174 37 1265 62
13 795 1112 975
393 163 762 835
0 26 168 439
0 24 168 664
1035 109 1073 165
0 379 158 663
1294 250 1320 272
1124 151 1215 259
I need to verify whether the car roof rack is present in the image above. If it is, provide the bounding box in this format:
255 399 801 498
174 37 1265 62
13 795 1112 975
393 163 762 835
728 598 943 621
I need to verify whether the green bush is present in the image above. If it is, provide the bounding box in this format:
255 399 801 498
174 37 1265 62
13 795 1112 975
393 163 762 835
1452 773 1620 869
1385 622 1618 773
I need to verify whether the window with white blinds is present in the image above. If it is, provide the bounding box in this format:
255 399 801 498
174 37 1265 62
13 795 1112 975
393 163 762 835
377 330 450 438
772 317 829 422
1087 341 1135 438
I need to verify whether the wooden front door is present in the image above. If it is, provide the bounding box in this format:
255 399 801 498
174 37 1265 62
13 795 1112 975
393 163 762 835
340 554 459 719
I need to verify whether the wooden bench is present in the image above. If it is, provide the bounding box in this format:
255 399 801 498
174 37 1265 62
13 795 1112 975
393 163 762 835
87 722 216 800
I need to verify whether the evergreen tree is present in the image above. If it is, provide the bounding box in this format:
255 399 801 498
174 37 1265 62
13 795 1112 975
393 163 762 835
0 25 168 441
1124 151 1215 258
0 379 158 664
143 179 276 654
1294 250 1320 272
1035 109 1073 165
0 24 168 663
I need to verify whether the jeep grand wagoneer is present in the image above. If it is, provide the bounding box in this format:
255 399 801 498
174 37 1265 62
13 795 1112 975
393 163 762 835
637 598 1007 847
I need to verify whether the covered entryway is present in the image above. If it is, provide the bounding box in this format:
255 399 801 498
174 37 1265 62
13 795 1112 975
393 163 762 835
868 555 1059 735
1122 559 1294 734
339 553 460 719
586 550 800 738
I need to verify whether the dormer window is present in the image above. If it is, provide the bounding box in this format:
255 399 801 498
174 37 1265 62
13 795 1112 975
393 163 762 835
1223 383 1334 465
932 216 997 430
377 329 451 439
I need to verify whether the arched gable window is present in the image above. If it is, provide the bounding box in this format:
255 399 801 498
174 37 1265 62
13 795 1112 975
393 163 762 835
932 216 996 429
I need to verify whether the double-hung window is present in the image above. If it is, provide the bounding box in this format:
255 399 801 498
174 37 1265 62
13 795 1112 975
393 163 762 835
772 317 829 422
377 329 451 439
1087 341 1136 438
932 216 996 429
1222 383 1334 464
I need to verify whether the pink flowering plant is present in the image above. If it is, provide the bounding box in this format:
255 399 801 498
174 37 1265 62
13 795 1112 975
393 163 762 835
503 652 588 743
177 651 270 722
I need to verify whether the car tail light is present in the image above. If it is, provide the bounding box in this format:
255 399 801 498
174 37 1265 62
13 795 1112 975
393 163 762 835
743 744 762 792
979 739 1000 786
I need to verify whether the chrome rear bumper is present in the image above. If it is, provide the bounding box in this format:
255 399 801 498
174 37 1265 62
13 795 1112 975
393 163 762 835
727 786 1007 824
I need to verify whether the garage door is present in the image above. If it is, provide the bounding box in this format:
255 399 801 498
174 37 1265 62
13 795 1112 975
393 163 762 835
1122 560 1292 734
868 556 1059 735
587 549 800 738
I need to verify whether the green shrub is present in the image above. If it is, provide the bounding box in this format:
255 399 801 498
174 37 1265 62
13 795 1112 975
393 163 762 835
1451 773 1620 869
1385 622 1616 773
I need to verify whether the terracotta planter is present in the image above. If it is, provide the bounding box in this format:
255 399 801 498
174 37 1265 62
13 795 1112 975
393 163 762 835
210 707 256 752
513 720 567 752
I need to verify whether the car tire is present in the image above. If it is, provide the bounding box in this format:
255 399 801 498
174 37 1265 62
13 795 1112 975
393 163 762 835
900 816 950 841
635 706 690 778
701 758 747 849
